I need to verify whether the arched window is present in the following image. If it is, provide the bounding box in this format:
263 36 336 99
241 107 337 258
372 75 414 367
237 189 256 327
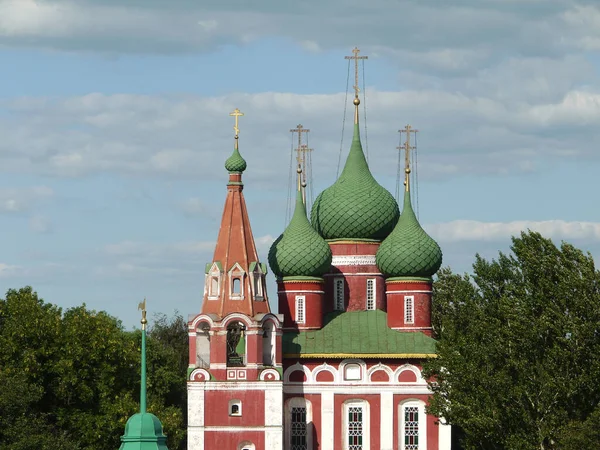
226 322 246 367
229 263 246 300
237 441 255 450
229 399 242 416
343 400 370 450
344 363 362 381
285 397 313 450
262 320 276 366
206 263 222 299
195 322 210 369
399 400 427 450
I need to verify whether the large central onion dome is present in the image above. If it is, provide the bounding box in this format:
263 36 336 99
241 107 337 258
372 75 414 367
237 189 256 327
376 189 442 278
269 178 332 279
311 124 399 240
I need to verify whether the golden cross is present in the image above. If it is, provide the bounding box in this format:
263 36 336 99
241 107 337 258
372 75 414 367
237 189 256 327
397 125 418 191
345 47 368 98
229 108 244 138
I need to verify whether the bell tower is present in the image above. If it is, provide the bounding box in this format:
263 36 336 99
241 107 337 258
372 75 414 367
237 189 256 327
187 108 284 450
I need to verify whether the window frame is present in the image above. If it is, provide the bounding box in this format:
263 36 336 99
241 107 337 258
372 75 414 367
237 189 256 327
404 295 415 324
334 277 345 311
399 400 427 450
285 397 313 450
366 278 376 310
343 400 370 450
295 295 306 324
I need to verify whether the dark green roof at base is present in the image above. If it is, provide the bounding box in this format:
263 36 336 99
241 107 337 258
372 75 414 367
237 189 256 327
282 310 437 357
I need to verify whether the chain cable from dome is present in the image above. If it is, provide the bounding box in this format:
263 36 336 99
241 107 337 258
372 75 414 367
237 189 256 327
285 130 295 226
414 130 419 220
362 58 369 162
395 130 403 202
337 59 351 178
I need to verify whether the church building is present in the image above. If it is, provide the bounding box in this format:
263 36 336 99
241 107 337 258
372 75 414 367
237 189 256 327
187 48 451 450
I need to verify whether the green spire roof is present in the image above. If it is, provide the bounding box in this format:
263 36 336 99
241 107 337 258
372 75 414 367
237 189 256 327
311 124 399 240
376 189 442 279
224 140 247 173
269 187 332 279
120 308 169 450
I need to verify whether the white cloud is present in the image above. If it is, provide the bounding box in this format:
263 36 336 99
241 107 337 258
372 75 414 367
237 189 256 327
0 263 23 278
28 215 52 233
0 186 53 213
429 220 600 243
2 87 600 183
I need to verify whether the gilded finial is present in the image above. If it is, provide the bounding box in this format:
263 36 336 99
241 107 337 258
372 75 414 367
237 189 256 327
398 125 418 192
138 298 147 330
230 108 244 148
345 47 368 124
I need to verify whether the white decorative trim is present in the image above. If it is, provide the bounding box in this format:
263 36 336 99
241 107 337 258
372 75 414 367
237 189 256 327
259 368 281 381
394 364 425 384
439 419 452 450
277 290 325 294
196 381 283 391
259 313 282 328
190 314 216 330
312 362 339 383
390 326 433 331
283 363 312 383
228 262 246 300
387 290 432 294
209 363 283 370
221 313 253 328
332 255 376 266
324 272 382 277
189 368 210 382
295 295 306 324
202 426 277 431
405 295 415 324
367 363 394 382
321 391 334 450
381 391 394 450
284 385 432 395
339 359 367 383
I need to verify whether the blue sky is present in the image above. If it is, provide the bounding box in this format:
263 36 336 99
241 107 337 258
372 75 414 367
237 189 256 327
1 0 600 328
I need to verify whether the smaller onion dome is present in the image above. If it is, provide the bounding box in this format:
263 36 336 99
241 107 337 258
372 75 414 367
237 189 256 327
269 184 332 279
224 141 247 173
376 189 442 278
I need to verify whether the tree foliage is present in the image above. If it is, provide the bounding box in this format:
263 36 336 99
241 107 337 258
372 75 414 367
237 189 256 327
0 287 188 450
424 231 600 450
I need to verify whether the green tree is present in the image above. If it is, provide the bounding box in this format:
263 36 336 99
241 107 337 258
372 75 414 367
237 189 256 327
0 287 189 450
424 231 600 450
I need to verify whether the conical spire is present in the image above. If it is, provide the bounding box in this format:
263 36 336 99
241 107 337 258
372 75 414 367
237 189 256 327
269 166 332 278
201 109 270 317
376 128 442 279
120 300 169 450
310 47 399 241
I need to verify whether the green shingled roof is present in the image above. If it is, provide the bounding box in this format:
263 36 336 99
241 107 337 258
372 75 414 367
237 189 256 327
282 310 437 357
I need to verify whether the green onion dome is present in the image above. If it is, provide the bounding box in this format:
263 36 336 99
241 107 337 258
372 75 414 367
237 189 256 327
224 141 247 173
269 189 332 279
376 189 442 278
310 124 399 240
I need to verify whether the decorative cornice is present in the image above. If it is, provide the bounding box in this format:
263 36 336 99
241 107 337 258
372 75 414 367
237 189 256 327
386 277 432 283
283 353 437 359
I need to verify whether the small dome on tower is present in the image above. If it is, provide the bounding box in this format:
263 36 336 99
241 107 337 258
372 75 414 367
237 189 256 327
269 183 332 279
376 190 442 278
224 144 247 173
311 124 399 240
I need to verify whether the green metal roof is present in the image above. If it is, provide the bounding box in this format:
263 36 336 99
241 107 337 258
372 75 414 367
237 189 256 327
224 143 247 173
310 123 400 241
269 189 332 279
376 189 443 278
282 310 437 357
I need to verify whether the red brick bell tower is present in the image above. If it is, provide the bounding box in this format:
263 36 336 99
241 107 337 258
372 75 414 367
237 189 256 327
187 108 284 450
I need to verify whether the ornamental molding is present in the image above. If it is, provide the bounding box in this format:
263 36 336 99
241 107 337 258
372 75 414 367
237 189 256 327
331 255 377 266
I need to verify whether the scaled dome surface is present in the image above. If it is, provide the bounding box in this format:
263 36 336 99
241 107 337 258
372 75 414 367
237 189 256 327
224 144 247 173
376 190 442 278
311 124 399 241
269 189 332 278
